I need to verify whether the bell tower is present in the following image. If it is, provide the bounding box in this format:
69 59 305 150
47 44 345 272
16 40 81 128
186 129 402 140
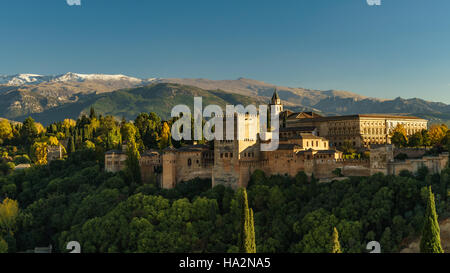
269 89 283 113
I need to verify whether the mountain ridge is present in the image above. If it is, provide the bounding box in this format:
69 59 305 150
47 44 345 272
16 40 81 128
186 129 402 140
14 83 266 125
0 72 157 86
0 73 449 125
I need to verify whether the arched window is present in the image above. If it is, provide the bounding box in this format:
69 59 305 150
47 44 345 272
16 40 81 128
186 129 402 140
188 158 192 166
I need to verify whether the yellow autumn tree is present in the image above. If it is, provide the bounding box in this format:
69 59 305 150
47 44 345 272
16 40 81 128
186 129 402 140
159 122 172 149
89 118 100 131
121 122 137 144
48 136 59 146
390 124 407 137
0 198 19 236
62 119 76 129
428 124 447 146
390 124 408 147
56 132 65 139
31 142 48 165
34 122 45 134
0 119 13 140
83 140 96 150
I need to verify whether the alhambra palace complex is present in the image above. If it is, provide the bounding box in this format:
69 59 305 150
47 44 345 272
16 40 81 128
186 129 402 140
105 91 449 189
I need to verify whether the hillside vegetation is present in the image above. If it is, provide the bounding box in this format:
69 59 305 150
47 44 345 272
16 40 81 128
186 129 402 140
13 83 264 125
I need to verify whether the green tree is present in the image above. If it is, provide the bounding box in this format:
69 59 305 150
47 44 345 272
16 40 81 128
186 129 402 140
19 117 39 146
238 188 256 253
408 132 423 147
89 107 97 120
68 136 76 154
390 124 408 147
331 227 342 253
0 237 7 253
420 186 444 253
422 129 431 148
121 122 138 144
332 168 343 177
135 112 161 149
391 132 408 147
0 198 19 236
249 208 256 252
126 139 142 184
380 227 393 252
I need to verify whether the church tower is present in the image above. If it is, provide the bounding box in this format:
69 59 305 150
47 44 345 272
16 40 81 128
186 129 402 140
269 89 283 113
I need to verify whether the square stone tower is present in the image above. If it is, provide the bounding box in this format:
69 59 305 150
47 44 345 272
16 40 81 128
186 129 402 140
212 112 260 189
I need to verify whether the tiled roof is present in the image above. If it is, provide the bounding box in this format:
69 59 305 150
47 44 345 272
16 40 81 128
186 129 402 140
292 114 425 121
271 89 280 101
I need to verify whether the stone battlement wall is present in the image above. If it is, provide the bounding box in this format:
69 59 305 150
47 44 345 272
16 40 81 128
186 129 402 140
394 148 427 159
387 153 449 176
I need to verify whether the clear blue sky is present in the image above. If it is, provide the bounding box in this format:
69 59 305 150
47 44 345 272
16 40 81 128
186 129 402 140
1 0 449 103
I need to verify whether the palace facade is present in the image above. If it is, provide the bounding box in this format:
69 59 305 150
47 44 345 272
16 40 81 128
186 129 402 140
284 111 428 149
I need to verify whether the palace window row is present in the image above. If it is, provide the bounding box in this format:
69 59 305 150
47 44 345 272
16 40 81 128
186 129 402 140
220 152 234 158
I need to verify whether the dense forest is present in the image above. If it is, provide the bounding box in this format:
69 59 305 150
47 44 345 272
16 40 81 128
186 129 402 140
1 151 449 253
0 109 449 253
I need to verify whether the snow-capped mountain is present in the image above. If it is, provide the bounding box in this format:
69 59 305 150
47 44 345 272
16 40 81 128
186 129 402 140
0 72 157 86
0 74 54 85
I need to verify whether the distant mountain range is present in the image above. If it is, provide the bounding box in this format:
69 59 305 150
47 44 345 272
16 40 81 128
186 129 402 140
0 73 449 125
0 72 156 86
20 83 265 125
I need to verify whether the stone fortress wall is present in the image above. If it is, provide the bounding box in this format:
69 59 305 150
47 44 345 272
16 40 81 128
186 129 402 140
105 91 448 189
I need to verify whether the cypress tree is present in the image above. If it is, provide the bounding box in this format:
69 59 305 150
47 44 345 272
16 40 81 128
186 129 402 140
125 139 141 184
68 136 75 154
89 107 97 120
331 227 342 253
249 208 256 253
74 129 79 145
238 188 256 253
420 186 444 253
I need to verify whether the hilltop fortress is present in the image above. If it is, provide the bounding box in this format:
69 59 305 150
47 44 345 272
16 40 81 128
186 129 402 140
105 91 448 189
